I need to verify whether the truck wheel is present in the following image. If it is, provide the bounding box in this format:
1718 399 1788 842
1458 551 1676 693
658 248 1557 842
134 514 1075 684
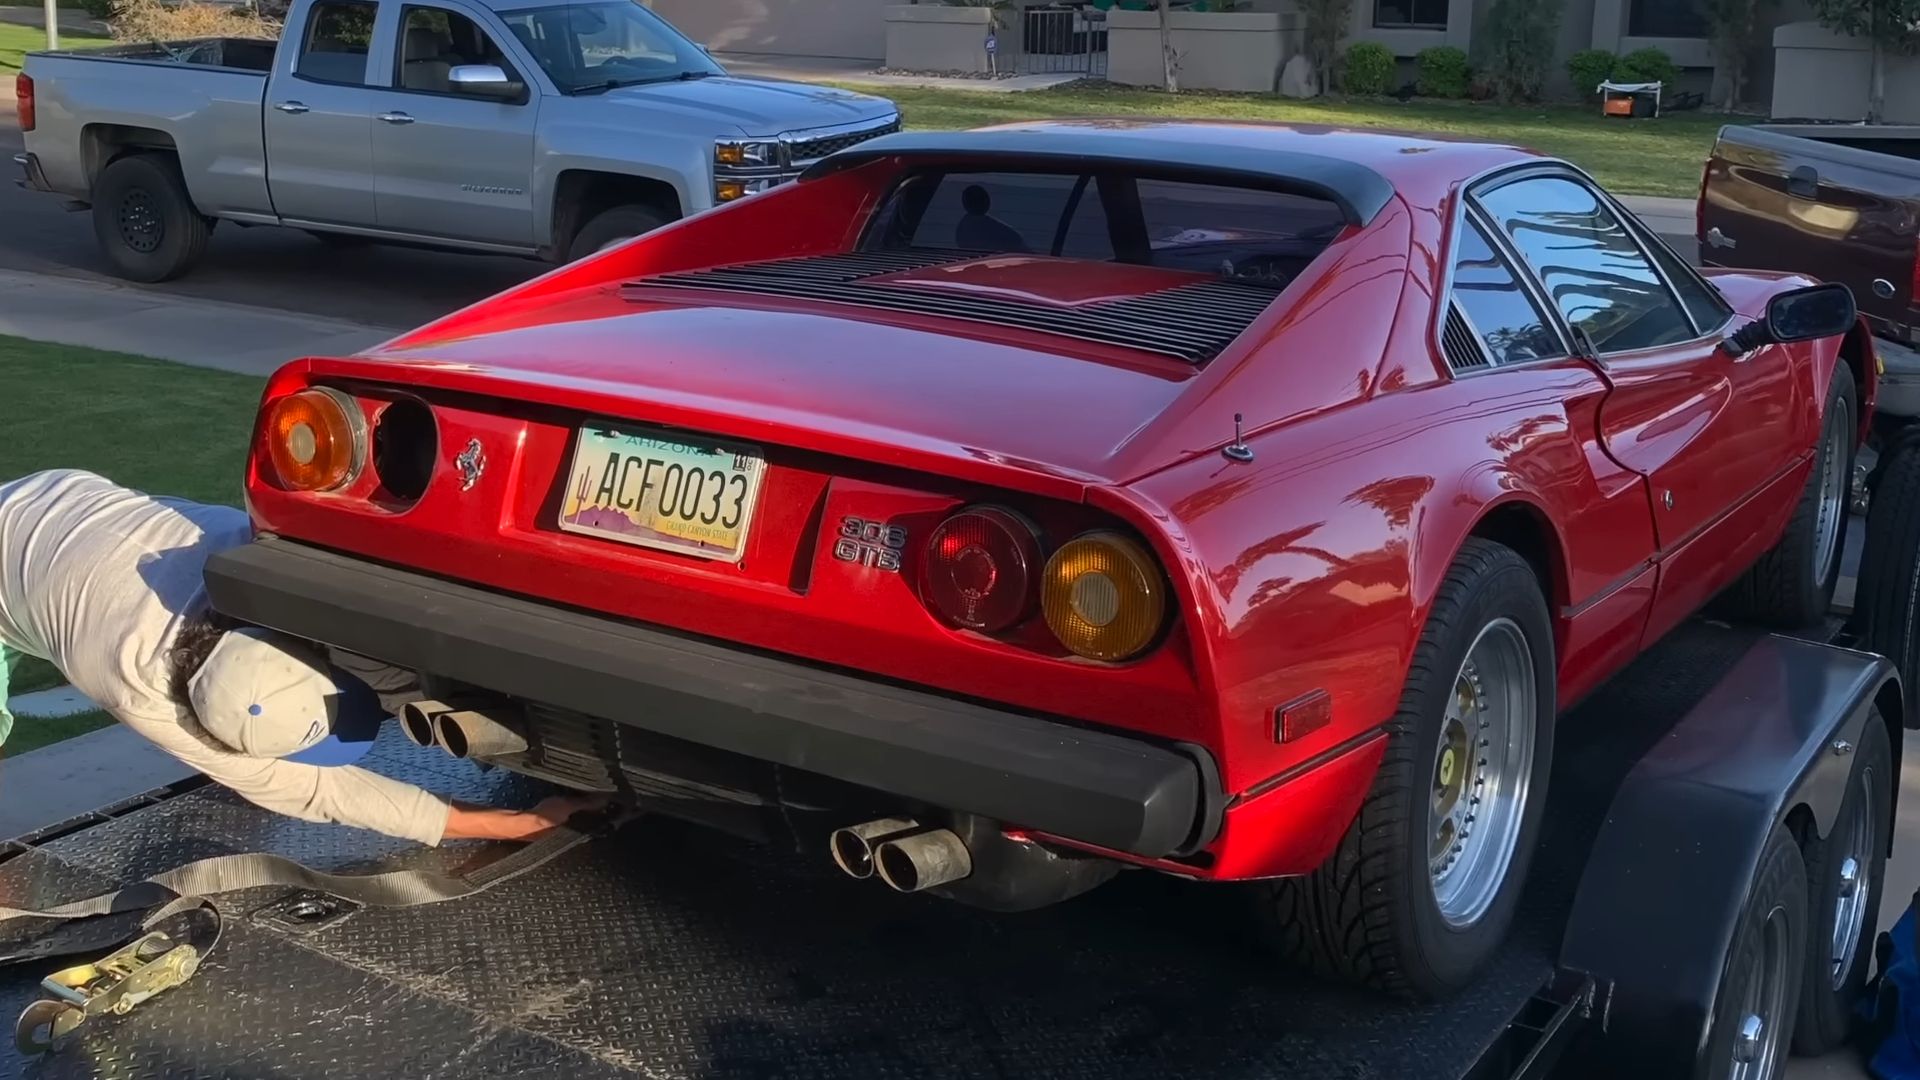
90 154 211 283
1702 824 1807 1080
567 204 668 262
1260 538 1555 1000
1856 440 1920 709
1793 712 1892 1055
1729 362 1856 629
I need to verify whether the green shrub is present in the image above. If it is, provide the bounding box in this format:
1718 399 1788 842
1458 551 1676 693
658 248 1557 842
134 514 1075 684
1415 45 1470 98
1342 40 1396 96
1616 46 1678 86
1567 48 1616 98
1472 0 1563 103
75 0 113 18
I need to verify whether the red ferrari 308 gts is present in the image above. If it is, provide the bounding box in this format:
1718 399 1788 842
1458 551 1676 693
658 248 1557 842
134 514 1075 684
207 121 1873 1001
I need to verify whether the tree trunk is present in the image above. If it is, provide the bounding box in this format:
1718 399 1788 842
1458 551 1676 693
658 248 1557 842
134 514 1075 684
1158 0 1178 92
1870 38 1887 123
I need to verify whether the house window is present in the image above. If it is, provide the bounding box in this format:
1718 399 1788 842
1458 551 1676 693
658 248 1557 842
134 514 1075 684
1628 0 1708 38
1374 0 1448 30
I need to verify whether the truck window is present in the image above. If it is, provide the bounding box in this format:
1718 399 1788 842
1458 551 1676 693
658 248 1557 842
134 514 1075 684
1450 216 1564 366
296 0 378 85
1476 176 1696 355
497 1 720 94
867 169 1344 284
397 5 521 94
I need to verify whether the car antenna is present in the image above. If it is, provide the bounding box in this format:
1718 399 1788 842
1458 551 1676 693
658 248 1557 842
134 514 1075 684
1223 413 1254 463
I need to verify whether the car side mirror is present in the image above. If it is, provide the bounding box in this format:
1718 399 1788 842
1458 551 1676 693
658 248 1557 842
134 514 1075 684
1721 283 1857 355
449 64 525 100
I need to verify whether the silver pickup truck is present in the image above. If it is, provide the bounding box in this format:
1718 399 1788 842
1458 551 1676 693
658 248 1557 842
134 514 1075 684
14 0 898 280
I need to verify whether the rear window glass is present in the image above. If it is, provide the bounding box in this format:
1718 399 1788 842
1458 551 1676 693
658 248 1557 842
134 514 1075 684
867 169 1348 283
297 0 377 84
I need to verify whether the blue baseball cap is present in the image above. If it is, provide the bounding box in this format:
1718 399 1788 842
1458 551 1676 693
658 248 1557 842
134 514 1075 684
188 628 385 766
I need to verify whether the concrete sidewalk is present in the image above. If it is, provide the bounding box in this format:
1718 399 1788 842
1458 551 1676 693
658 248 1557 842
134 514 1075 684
0 268 394 375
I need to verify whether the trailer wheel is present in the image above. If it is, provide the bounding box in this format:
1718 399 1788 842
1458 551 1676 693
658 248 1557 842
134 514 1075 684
1857 439 1920 712
1729 362 1856 628
1793 712 1892 1055
90 154 211 283
1703 824 1807 1080
1261 538 1555 1001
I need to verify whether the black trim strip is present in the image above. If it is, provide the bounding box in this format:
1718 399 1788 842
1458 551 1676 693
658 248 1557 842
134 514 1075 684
1230 726 1388 806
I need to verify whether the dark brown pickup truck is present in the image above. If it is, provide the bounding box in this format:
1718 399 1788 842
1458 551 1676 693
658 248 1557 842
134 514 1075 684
1700 123 1920 421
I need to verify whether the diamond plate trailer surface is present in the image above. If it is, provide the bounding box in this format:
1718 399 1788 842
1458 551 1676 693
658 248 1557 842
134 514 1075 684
0 620 1767 1080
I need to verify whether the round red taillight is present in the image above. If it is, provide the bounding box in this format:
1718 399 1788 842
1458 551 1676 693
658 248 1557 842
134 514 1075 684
918 507 1041 633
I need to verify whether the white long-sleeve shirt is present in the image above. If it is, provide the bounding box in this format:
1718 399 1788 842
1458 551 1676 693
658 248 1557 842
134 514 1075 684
0 469 449 845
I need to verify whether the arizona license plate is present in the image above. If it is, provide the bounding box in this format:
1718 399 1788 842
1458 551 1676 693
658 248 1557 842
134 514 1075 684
558 422 766 562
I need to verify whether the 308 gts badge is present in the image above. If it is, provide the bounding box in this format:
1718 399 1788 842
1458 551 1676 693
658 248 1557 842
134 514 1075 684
834 516 907 572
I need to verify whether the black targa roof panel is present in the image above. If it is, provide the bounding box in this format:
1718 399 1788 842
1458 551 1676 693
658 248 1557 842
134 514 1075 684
799 127 1400 228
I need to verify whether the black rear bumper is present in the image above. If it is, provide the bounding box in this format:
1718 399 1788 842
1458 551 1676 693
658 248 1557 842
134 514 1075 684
204 538 1213 858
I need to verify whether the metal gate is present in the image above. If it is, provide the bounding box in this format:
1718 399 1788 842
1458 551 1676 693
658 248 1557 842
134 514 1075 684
1017 6 1108 77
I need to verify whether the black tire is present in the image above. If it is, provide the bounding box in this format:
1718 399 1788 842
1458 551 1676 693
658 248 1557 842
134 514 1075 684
1260 538 1556 1000
89 153 211 283
1857 441 1920 707
1793 712 1893 1055
1729 362 1856 628
566 204 669 262
1701 825 1808 1080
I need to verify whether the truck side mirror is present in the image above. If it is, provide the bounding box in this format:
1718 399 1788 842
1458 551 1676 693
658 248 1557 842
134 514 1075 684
1721 283 1857 355
449 64 526 101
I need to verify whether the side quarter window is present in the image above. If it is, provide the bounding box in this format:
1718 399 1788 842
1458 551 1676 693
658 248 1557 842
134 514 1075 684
296 0 379 85
1477 176 1696 355
1448 215 1565 368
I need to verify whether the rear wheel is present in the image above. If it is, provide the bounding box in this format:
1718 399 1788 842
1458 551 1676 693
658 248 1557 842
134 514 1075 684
1793 712 1892 1055
1730 362 1856 628
90 154 211 283
1260 538 1555 1000
1703 824 1807 1080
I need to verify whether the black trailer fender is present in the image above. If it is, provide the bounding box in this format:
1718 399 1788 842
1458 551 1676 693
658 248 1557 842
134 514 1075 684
1557 634 1900 1074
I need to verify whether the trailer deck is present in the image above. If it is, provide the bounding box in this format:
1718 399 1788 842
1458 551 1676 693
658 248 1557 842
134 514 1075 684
0 614 1784 1080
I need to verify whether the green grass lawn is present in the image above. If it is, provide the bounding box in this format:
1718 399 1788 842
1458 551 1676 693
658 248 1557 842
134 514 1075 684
0 335 259 505
0 21 107 75
0 336 258 754
861 82 1736 198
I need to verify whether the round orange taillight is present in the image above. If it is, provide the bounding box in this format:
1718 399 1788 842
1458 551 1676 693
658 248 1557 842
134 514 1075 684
264 388 364 492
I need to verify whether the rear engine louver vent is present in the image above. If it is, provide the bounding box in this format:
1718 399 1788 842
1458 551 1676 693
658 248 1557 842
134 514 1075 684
1442 303 1490 372
625 253 1282 364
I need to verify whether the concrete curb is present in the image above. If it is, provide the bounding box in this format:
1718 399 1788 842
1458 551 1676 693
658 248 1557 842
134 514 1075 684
0 268 395 376
0 722 195 840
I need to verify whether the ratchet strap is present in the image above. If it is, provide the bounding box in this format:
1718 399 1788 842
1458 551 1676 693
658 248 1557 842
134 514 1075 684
0 811 621 964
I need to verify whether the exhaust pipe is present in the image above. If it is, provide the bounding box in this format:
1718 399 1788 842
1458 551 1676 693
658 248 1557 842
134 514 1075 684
432 708 528 759
399 699 455 748
829 818 919 879
874 829 973 894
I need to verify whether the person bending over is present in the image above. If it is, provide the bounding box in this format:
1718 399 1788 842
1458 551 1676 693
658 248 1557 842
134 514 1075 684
0 469 595 845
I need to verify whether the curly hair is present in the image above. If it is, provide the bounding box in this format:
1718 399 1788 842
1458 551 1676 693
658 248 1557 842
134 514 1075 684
168 610 236 706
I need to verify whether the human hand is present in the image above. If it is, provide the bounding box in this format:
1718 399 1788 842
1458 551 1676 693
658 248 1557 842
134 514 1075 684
443 795 612 843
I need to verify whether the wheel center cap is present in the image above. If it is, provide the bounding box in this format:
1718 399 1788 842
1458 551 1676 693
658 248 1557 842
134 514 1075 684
1438 746 1457 788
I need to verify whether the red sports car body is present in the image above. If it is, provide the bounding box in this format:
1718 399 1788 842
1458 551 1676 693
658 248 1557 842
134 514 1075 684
210 121 1874 998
